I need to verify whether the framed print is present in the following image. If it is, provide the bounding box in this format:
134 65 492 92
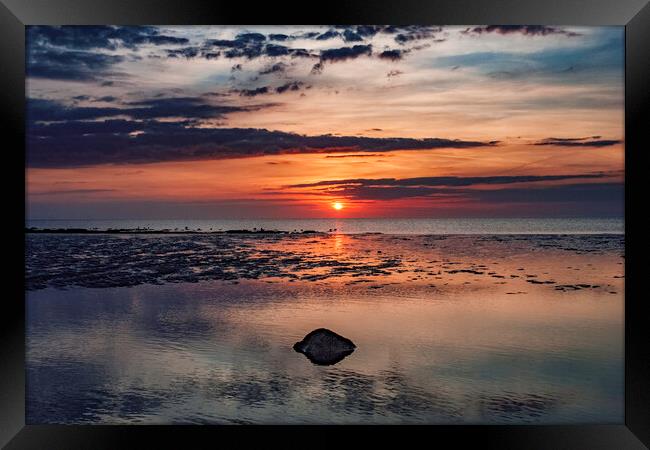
1 0 649 448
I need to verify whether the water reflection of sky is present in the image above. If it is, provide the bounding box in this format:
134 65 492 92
27 276 623 424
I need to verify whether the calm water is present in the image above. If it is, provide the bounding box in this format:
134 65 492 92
26 217 623 235
26 233 624 424
27 281 623 424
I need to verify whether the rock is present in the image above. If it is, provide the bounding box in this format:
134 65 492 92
293 328 356 365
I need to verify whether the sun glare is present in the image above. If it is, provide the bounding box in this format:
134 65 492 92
332 202 344 210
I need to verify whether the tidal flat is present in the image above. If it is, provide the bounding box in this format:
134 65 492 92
26 233 624 424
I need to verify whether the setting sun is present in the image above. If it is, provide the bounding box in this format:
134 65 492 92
332 202 344 210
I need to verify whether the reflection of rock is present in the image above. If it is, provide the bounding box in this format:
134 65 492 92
293 328 356 366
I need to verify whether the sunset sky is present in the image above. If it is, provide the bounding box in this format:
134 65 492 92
26 25 624 219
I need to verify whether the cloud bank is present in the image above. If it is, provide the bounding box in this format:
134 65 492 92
27 98 497 167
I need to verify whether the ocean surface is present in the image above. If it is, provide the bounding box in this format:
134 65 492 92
26 217 624 235
26 231 624 424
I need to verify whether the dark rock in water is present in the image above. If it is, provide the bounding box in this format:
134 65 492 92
293 328 356 365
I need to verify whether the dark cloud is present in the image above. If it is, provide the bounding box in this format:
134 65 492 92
288 48 313 58
125 97 266 118
342 29 364 42
203 35 313 60
316 30 340 40
394 27 442 45
320 45 372 62
310 62 324 75
164 46 222 60
204 33 265 49
395 33 424 44
259 62 288 75
236 32 266 43
275 81 304 94
27 114 497 168
296 31 320 39
95 96 117 102
250 26 442 48
380 26 401 34
288 174 607 189
324 185 448 200
331 25 436 39
204 38 245 49
354 26 382 38
238 87 269 97
325 154 386 158
533 137 622 147
241 44 311 59
29 119 144 137
27 26 189 51
72 95 116 103
292 176 621 207
379 49 407 61
26 100 124 121
262 45 314 58
268 34 290 41
464 25 580 37
28 25 434 80
203 37 264 59
28 97 262 122
27 48 124 81
265 44 293 57
222 46 263 59
166 47 200 59
26 26 190 81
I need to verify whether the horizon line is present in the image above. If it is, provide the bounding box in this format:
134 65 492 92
26 216 624 221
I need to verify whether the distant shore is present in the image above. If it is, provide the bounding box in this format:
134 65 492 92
25 218 625 235
25 227 326 235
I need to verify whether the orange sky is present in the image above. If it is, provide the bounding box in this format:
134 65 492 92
26 26 624 219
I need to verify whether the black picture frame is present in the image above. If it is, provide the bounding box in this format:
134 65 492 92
1 0 648 448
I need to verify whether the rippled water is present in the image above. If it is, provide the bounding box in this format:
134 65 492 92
26 234 624 424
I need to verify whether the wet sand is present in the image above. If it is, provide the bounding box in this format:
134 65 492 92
26 233 624 293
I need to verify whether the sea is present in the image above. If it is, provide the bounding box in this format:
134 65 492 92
26 217 624 235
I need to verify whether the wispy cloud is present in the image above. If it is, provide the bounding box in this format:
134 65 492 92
533 137 622 147
31 188 116 196
288 174 609 189
289 176 621 206
325 154 388 158
462 25 581 37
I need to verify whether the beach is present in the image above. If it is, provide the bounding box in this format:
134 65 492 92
26 232 624 424
24 23 626 427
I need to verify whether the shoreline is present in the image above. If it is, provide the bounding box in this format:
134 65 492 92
24 227 624 236
25 227 325 235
